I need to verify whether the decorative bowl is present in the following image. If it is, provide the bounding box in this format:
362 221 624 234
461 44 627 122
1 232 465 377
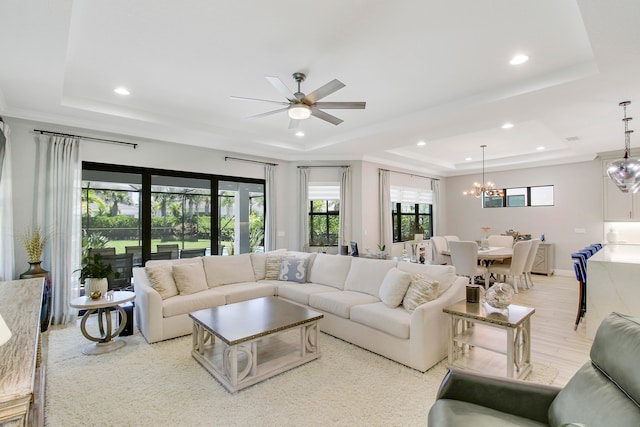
484 282 514 309
90 291 102 300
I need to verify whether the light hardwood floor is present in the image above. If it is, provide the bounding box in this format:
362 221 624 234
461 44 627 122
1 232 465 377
509 273 592 386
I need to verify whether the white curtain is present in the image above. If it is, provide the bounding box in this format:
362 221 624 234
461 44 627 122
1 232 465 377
34 135 81 325
339 166 351 247
298 167 310 251
264 164 276 251
379 169 392 251
0 122 15 280
432 179 441 236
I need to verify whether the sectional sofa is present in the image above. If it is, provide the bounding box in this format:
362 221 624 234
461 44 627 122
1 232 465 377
132 250 466 372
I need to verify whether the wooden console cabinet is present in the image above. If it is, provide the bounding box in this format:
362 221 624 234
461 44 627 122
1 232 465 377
532 243 555 276
0 278 45 426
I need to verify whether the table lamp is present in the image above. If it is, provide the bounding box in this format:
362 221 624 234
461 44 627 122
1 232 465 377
0 313 12 346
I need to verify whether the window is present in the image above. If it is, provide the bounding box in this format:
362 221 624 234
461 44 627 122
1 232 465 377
308 183 339 247
390 186 433 242
483 185 554 208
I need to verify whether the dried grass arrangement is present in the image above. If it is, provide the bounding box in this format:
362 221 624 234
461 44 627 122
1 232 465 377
20 226 49 263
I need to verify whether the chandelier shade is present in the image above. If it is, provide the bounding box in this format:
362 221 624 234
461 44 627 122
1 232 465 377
463 145 504 198
288 104 311 120
607 101 640 193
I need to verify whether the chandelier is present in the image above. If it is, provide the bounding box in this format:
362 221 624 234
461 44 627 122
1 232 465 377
607 101 640 193
463 145 504 198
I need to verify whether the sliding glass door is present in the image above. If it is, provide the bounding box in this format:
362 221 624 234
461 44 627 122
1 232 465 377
218 180 265 255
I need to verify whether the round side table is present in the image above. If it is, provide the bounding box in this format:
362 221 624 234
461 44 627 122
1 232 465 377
70 291 135 355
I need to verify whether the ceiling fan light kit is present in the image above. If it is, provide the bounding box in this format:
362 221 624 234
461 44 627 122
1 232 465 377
463 145 504 198
232 72 366 127
607 101 640 193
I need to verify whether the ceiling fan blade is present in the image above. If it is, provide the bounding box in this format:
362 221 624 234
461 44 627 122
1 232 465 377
230 95 289 106
288 119 300 129
265 76 296 101
303 79 346 104
247 107 289 119
313 102 366 109
311 107 344 126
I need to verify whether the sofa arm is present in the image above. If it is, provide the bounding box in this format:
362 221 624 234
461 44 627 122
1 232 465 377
435 368 561 424
132 267 164 343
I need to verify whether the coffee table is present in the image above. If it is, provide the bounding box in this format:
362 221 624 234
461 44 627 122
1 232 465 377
190 297 323 393
443 301 534 379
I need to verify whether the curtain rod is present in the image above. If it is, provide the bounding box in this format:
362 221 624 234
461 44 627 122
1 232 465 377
297 165 350 168
379 168 440 181
34 129 138 149
224 156 278 167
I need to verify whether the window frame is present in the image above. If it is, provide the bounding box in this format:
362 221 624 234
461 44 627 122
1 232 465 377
391 202 433 243
308 199 340 247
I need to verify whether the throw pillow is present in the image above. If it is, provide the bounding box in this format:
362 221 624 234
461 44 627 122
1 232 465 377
402 273 440 313
378 267 413 308
278 257 310 284
265 254 284 280
202 253 255 288
145 263 179 299
172 263 208 295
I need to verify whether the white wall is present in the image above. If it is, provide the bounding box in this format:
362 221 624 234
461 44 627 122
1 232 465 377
444 160 603 272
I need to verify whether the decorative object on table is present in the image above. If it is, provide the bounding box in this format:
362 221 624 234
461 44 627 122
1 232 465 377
76 253 116 297
606 228 619 243
18 226 53 332
0 313 11 346
89 291 102 300
463 145 504 198
377 244 387 259
466 285 483 303
484 282 514 309
419 253 425 264
541 233 545 242
481 227 490 249
350 241 359 257
401 248 409 262
607 101 640 193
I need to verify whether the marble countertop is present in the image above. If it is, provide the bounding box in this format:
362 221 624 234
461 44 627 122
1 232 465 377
589 244 640 264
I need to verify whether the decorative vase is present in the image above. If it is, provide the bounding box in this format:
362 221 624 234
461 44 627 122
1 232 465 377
485 282 514 309
20 261 48 279
19 261 52 332
481 227 490 249
606 228 618 244
85 278 108 298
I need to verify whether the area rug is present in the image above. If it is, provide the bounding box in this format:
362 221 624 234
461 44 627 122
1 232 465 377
44 324 558 427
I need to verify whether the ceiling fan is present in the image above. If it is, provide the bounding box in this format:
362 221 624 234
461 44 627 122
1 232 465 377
231 72 366 128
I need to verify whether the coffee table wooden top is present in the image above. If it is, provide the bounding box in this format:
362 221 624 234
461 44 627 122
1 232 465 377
190 297 323 346
443 301 534 328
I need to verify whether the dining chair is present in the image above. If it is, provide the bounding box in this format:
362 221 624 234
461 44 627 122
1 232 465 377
443 235 460 250
488 239 532 293
101 253 134 291
150 251 172 260
487 235 514 248
179 248 206 258
449 240 490 288
430 236 451 265
125 245 143 266
522 238 541 289
156 243 179 259
88 247 116 257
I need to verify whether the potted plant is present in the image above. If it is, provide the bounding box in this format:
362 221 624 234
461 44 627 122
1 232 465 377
377 244 387 259
77 254 114 299
19 226 49 278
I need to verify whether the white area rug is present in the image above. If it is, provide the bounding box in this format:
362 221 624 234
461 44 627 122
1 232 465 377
44 325 558 426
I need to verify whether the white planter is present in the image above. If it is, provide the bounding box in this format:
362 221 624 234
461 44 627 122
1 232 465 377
85 278 108 297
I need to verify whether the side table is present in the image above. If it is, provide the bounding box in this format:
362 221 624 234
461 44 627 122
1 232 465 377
69 291 135 355
443 301 535 379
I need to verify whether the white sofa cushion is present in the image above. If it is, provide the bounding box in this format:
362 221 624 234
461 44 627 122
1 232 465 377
308 253 353 290
162 289 226 318
402 274 440 313
378 267 413 308
350 302 411 339
308 290 380 319
250 249 287 280
277 283 338 305
396 263 456 296
145 263 178 299
344 257 397 297
214 282 277 305
172 263 208 295
203 254 255 287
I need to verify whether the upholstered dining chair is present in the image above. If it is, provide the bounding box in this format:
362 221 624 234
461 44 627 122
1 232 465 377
179 248 206 258
522 238 541 289
443 235 460 250
430 236 451 265
487 234 514 248
449 240 490 288
101 253 134 291
488 239 532 293
156 243 179 259
125 245 143 266
88 247 115 257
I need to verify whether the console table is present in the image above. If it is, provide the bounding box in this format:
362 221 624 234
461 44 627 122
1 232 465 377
0 278 45 426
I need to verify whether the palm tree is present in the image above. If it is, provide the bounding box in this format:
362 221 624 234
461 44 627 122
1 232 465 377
101 190 133 216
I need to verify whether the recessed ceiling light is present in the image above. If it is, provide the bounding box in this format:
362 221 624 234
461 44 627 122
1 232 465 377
501 123 514 129
295 131 305 137
536 146 545 151
465 157 473 161
114 87 130 95
416 141 426 146
509 54 529 65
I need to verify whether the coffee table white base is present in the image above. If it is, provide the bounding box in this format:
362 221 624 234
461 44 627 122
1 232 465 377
191 321 320 393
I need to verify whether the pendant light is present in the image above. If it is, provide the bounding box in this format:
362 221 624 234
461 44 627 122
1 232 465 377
607 101 640 193
463 145 504 198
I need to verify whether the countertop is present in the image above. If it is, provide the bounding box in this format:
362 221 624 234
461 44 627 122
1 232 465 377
589 244 640 264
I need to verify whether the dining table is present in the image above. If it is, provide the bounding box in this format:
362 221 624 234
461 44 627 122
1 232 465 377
442 245 513 264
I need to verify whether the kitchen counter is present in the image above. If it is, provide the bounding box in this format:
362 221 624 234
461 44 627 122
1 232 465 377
586 244 640 338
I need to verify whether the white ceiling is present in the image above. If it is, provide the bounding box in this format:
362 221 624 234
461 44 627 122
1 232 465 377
2 0 640 176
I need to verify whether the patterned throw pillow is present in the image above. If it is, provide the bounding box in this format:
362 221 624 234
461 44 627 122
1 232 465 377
278 257 310 284
402 273 440 313
265 254 284 280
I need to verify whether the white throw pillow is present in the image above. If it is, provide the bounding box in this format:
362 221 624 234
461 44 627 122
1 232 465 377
396 263 455 296
202 253 255 287
145 263 179 299
378 268 413 308
172 263 208 295
402 273 440 313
